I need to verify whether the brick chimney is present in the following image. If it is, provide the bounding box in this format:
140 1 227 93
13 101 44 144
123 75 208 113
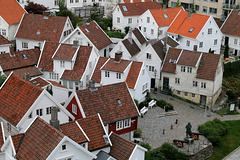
163 4 167 11
115 51 122 62
24 73 30 81
50 107 60 130
89 79 95 89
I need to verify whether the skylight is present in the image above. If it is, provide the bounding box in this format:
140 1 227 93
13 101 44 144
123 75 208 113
117 99 122 106
84 28 89 33
36 31 40 35
122 5 128 12
22 54 27 59
189 27 195 33
163 14 168 19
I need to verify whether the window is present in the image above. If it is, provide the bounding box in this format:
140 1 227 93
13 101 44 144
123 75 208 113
234 39 238 45
201 82 206 88
28 112 32 119
22 42 28 49
72 104 77 115
69 81 73 89
62 144 66 151
199 42 203 48
75 0 79 2
193 81 198 87
184 92 188 96
116 121 123 130
124 119 131 128
142 83 148 91
144 27 146 32
105 71 109 77
175 78 180 84
128 18 132 24
142 69 145 75
70 0 73 3
63 80 67 87
189 27 194 33
149 66 154 72
117 17 120 23
116 72 121 79
60 61 65 67
1 29 6 36
187 67 192 73
159 30 163 36
195 5 199 11
171 2 176 7
54 0 58 6
36 109 43 116
186 40 190 47
214 39 217 45
117 99 122 106
49 73 59 80
181 66 185 72
209 7 217 14
210 0 218 2
203 6 207 13
192 93 195 98
146 53 151 59
147 17 150 23
208 28 212 34
75 82 79 90
151 29 154 35
46 107 51 115
177 90 180 95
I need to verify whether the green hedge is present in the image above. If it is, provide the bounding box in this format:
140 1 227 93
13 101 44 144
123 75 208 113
105 31 126 39
224 60 240 78
156 99 174 111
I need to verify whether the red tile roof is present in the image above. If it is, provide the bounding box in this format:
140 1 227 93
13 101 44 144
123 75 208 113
60 121 88 144
53 44 78 61
4 66 43 79
15 117 65 159
11 133 24 151
79 21 112 50
38 42 59 71
0 73 42 126
76 82 139 124
177 50 201 67
167 10 210 39
126 61 142 89
102 58 131 73
77 115 109 151
16 14 68 42
61 46 92 81
132 28 146 44
161 48 181 73
0 35 12 45
30 77 50 88
151 39 166 60
118 2 162 16
91 57 109 83
122 39 141 56
0 0 26 25
48 80 67 89
124 0 152 2
150 7 183 27
109 132 136 160
221 10 240 37
0 49 40 71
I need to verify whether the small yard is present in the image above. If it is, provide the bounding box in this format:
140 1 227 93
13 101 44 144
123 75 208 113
207 120 240 160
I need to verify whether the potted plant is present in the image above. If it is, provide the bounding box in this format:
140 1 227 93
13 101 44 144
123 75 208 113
133 128 142 143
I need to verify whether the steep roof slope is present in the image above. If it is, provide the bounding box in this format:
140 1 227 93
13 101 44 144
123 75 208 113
122 39 141 56
161 48 181 73
126 61 142 89
132 28 146 44
102 58 131 73
221 10 240 37
0 35 12 45
52 44 78 61
91 57 109 83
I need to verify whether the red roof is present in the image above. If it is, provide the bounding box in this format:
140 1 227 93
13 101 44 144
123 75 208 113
91 57 109 83
177 50 201 67
102 58 131 73
126 61 143 89
124 0 152 2
0 73 42 126
38 42 59 71
132 28 147 44
0 0 26 25
167 10 210 39
161 48 181 73
79 21 112 50
122 39 141 56
109 132 136 160
15 117 65 159
76 82 139 124
16 14 68 42
48 80 67 89
118 2 162 16
149 7 183 27
221 10 240 37
0 35 12 45
30 77 50 88
61 46 92 81
77 115 110 151
4 66 42 79
53 44 78 61
60 121 88 144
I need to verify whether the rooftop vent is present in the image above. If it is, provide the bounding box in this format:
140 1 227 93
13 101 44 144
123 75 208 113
36 83 40 86
53 29 57 33
32 81 37 84
36 31 40 35
122 5 128 12
189 27 194 33
89 80 98 92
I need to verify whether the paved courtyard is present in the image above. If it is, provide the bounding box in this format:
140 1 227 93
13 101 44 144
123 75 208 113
138 92 240 149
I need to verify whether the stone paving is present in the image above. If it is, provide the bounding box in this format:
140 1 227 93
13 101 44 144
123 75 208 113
138 92 240 149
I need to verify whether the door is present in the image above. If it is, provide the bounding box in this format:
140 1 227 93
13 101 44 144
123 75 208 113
163 77 169 92
225 36 229 46
151 78 155 88
234 49 238 56
200 95 207 106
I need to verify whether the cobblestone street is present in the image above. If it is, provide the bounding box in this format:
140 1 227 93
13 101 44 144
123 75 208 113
138 92 240 149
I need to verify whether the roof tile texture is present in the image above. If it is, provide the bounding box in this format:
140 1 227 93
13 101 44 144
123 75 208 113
221 10 240 37
161 48 181 73
151 39 166 60
53 44 78 61
91 57 109 83
0 74 42 126
76 82 139 124
30 77 50 88
16 14 67 42
177 50 201 67
132 29 146 44
122 39 141 56
126 61 142 89
102 58 131 73
4 66 42 79
0 35 12 45
79 21 112 50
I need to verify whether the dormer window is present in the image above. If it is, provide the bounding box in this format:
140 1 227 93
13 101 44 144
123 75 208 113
36 31 40 35
122 5 128 12
117 99 122 106
60 61 65 67
72 104 77 115
181 66 185 72
187 67 192 73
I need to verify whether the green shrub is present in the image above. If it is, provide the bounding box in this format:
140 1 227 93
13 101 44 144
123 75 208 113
134 99 139 107
198 118 229 146
134 128 142 138
156 99 174 111
105 31 126 39
138 100 148 110
140 143 151 151
226 90 237 100
146 147 166 160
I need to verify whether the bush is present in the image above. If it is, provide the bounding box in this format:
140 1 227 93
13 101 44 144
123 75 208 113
105 31 126 39
134 99 139 108
134 128 142 138
226 90 237 100
138 100 148 110
146 147 166 160
156 99 174 111
140 143 151 151
198 118 229 146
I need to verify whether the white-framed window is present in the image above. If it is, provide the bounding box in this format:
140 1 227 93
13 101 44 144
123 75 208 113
214 39 217 45
149 66 154 72
184 92 188 96
63 80 67 87
209 7 217 14
175 78 180 84
116 120 123 130
181 66 185 72
7 123 11 133
208 28 212 34
60 61 65 67
201 82 206 88
146 53 151 59
203 6 207 13
147 17 150 23
116 72 121 79
186 40 190 47
46 107 51 115
234 39 238 45
22 42 28 49
70 0 73 3
36 109 43 116
69 81 73 89
105 71 109 77
187 67 192 73
75 0 79 2
192 93 195 98
72 104 77 115
1 29 6 36
193 81 198 87
117 17 120 23
128 18 132 24
159 30 163 36
199 42 203 48
75 82 79 90
124 119 131 128
49 73 59 80
62 144 67 151
151 29 154 35
54 0 58 6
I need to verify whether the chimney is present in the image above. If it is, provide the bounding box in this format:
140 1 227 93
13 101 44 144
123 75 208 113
188 8 193 18
163 4 167 11
115 51 122 62
128 28 133 44
89 79 95 89
50 107 60 130
24 73 30 81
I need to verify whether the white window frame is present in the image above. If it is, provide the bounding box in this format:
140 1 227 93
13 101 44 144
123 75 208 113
208 28 212 35
46 107 51 115
128 18 132 24
175 78 180 84
116 120 123 130
146 53 151 59
147 17 150 23
124 119 131 128
214 39 217 45
105 71 109 77
72 104 77 115
117 17 120 23
199 42 203 48
186 40 190 47
60 61 65 67
22 42 28 49
116 72 121 79
36 109 43 116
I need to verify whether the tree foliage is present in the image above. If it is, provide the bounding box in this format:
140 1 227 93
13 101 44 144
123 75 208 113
25 2 48 14
176 0 181 7
224 60 240 78
0 73 6 87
